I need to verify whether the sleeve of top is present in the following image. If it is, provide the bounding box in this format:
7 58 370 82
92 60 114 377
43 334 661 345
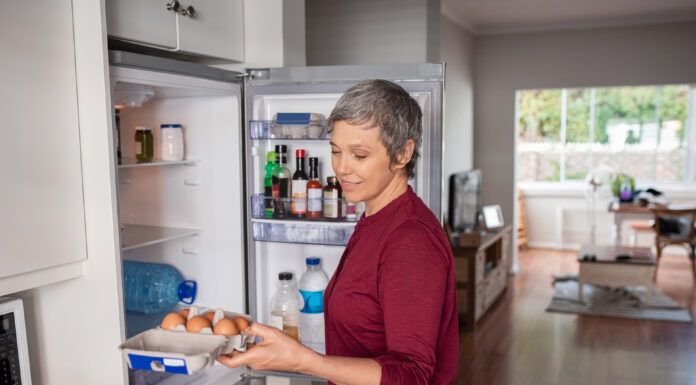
375 220 449 385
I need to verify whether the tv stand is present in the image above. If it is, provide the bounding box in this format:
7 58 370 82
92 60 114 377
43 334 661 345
450 225 511 330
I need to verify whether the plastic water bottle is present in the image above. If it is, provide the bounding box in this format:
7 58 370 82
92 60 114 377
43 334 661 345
299 257 329 351
122 260 197 314
269 272 301 340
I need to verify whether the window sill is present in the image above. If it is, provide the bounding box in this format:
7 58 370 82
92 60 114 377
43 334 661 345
518 181 696 199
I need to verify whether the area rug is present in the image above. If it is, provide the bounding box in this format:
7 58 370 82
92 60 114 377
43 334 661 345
546 280 692 322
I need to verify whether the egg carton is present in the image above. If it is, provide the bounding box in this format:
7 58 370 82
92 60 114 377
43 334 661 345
119 306 255 375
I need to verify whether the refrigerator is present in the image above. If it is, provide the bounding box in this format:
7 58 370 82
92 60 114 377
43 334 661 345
109 51 444 385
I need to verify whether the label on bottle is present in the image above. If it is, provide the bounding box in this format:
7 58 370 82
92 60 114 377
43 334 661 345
135 141 142 156
300 289 324 314
324 190 339 218
292 180 307 214
308 188 322 213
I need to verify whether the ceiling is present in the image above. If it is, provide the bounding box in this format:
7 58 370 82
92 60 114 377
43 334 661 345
441 0 696 35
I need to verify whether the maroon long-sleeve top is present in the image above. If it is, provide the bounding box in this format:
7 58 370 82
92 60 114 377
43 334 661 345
324 187 459 385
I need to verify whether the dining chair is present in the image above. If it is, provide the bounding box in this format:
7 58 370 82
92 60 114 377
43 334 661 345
651 206 696 281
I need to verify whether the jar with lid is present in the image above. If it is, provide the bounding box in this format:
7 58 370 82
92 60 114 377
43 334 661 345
160 124 185 161
323 176 343 220
134 126 154 162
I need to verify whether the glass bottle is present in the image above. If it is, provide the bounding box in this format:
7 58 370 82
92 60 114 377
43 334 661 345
269 272 300 340
272 145 291 218
307 157 323 219
134 126 154 162
323 176 343 220
264 151 277 218
292 149 308 218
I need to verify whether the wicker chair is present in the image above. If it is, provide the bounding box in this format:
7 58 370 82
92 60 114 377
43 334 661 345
652 207 696 281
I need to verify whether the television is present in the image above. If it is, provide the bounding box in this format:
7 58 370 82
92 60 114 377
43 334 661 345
448 169 481 233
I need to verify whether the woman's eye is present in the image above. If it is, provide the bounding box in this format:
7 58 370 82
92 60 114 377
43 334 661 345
331 150 340 155
354 154 367 159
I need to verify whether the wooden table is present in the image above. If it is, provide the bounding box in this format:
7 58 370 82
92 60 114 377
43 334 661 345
608 201 653 246
577 244 656 304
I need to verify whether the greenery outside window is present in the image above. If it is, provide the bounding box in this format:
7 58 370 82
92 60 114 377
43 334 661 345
516 84 695 185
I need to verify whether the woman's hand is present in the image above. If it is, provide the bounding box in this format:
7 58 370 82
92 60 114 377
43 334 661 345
217 323 317 372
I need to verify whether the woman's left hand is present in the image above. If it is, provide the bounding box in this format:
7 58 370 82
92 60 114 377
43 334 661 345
217 323 316 372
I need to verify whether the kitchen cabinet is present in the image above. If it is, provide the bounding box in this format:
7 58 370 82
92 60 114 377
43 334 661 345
106 0 244 62
0 0 86 295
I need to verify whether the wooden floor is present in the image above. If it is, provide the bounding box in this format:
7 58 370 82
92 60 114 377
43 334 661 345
456 248 696 385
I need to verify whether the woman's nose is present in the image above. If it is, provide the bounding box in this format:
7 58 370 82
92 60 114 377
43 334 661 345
334 154 351 176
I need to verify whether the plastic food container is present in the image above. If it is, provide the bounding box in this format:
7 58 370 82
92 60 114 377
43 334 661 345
119 306 255 375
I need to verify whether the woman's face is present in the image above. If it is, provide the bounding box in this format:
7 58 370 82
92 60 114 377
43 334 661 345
330 120 405 205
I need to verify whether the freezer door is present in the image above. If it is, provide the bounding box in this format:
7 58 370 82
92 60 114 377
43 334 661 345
244 63 444 218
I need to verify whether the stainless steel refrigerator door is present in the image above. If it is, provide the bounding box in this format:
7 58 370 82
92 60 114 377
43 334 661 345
241 63 444 383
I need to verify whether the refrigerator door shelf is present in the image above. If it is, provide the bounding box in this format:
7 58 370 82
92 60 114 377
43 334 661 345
249 120 329 140
251 219 354 246
250 194 360 222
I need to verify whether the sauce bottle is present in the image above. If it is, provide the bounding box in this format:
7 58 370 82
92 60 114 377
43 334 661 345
323 176 343 220
306 157 323 219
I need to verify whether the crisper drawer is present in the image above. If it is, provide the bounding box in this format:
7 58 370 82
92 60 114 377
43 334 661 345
252 220 354 246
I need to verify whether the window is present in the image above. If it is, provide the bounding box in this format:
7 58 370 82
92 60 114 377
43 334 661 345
516 84 696 185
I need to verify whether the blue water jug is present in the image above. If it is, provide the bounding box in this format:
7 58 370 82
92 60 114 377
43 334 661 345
123 260 197 314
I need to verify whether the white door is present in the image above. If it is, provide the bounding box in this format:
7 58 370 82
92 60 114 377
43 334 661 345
106 0 178 49
177 0 244 61
0 1 87 282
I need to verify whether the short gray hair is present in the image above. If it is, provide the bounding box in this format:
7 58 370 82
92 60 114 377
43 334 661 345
327 79 422 179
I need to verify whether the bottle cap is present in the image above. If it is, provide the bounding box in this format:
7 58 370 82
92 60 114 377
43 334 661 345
296 149 306 158
160 124 183 128
275 144 288 153
267 151 276 162
309 157 318 167
327 176 338 184
278 271 293 280
134 126 152 131
306 257 320 266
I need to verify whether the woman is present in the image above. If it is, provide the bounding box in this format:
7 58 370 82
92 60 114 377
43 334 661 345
218 80 458 385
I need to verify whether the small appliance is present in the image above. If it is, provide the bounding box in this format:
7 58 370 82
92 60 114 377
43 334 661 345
0 297 31 385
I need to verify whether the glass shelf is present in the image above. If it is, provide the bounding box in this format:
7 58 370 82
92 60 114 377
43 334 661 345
118 158 199 168
249 120 330 140
121 224 202 251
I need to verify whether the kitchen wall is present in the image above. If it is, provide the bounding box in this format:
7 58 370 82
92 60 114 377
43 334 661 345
440 15 475 207
305 0 440 65
474 21 696 259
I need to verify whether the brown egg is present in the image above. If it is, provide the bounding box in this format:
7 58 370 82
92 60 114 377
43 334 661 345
233 316 250 332
202 311 216 322
179 309 190 319
186 315 212 333
161 312 186 330
213 318 239 336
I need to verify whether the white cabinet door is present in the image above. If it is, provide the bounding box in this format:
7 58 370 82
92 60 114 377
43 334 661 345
106 0 177 49
0 1 87 283
178 0 244 61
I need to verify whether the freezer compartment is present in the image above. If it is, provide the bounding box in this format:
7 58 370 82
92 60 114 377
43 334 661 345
250 120 329 140
251 220 354 246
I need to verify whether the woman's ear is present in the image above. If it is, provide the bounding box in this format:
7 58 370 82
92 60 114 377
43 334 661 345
394 139 415 170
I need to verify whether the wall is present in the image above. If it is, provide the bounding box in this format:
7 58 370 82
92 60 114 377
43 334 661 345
305 0 440 65
474 21 696 259
440 15 475 206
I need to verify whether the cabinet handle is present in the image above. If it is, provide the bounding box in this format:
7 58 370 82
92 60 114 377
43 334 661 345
180 5 196 18
165 0 180 12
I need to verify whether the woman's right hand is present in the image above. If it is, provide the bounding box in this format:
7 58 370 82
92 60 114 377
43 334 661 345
217 322 317 372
